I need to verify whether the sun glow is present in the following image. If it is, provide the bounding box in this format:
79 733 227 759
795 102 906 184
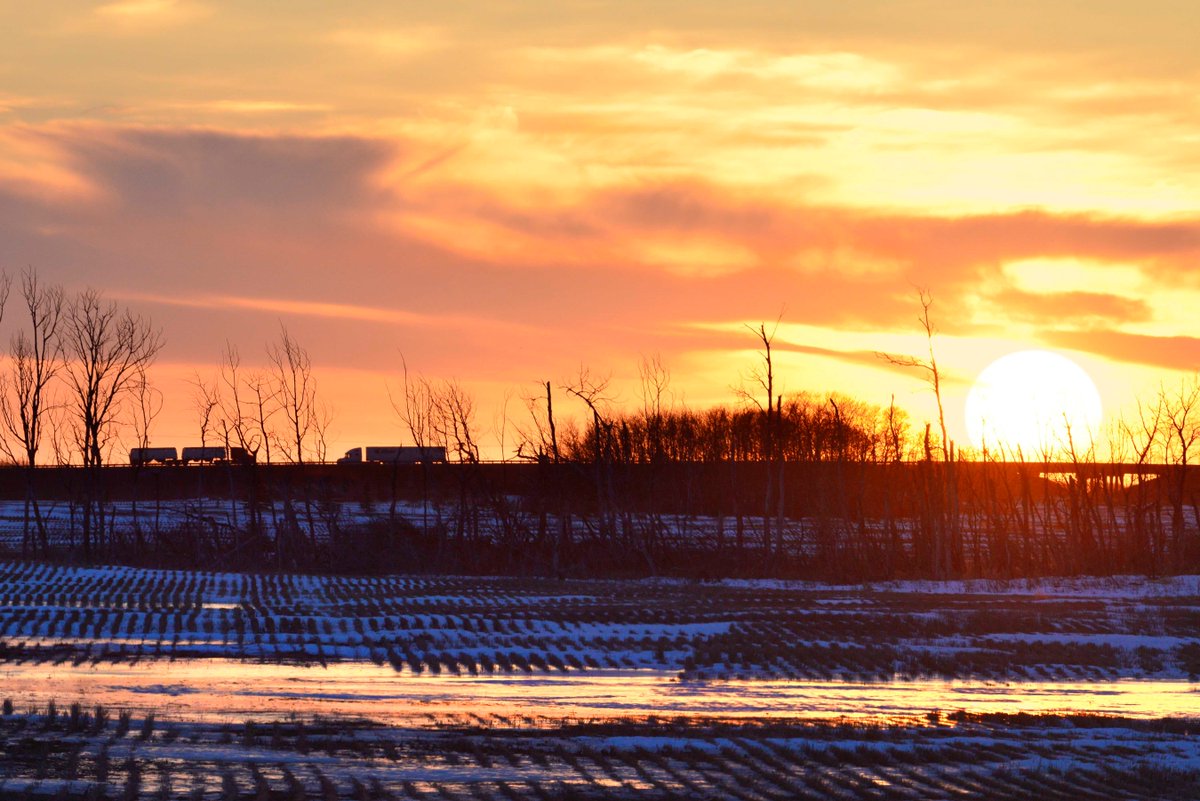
965 350 1103 458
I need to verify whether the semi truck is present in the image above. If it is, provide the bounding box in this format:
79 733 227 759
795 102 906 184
128 446 252 465
337 446 447 464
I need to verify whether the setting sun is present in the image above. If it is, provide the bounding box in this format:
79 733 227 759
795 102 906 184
965 350 1103 457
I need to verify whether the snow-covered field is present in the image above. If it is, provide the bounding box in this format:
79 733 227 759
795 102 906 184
2 561 1199 797
1 706 1198 799
2 561 1198 682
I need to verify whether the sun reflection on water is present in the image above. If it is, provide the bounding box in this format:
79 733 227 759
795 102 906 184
0 659 1193 726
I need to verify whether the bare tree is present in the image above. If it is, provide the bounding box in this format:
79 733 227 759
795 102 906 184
1120 396 1165 467
395 367 480 464
431 379 483 551
265 325 331 558
128 365 162 458
564 367 615 465
880 395 909 464
878 289 949 459
196 343 281 560
431 379 480 464
878 289 957 577
0 270 12 324
127 363 163 549
267 325 326 464
392 355 435 456
493 388 514 462
564 367 620 555
189 371 220 450
218 343 267 458
390 359 485 558
510 379 565 572
637 354 675 572
189 348 255 553
248 370 277 465
1117 396 1166 571
62 288 164 555
64 289 164 466
47 405 72 467
514 381 561 464
639 354 672 463
1159 376 1200 569
0 269 58 554
735 320 784 562
390 356 442 537
211 342 280 557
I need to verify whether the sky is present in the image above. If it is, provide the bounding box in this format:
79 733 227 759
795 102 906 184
1 1 1198 459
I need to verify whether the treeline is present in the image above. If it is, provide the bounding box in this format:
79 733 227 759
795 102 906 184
12 455 1198 581
552 392 908 465
3 270 1200 581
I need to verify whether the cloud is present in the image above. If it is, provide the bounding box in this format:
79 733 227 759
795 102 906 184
986 289 1152 325
163 101 335 116
329 27 449 59
777 342 972 387
93 0 209 29
2 123 1199 385
447 180 1200 279
394 176 1200 336
1042 330 1200 372
116 291 539 336
43 126 396 214
0 128 103 201
667 324 973 388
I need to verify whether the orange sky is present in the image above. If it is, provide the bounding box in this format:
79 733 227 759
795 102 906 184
1 2 1198 459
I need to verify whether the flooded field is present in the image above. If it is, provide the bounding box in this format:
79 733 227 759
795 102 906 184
2 659 1198 727
1 561 1198 797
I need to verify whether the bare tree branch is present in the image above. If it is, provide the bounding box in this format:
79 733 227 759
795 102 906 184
876 288 950 460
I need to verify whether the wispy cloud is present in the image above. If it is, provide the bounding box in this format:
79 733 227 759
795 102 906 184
113 291 539 337
118 292 435 325
986 289 1152 325
329 27 449 58
1043 330 1200 372
93 0 210 28
164 100 335 116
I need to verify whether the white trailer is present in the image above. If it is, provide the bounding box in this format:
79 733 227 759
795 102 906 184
181 446 254 464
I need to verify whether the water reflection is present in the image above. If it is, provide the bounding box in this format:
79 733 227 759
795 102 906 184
1 659 1194 725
